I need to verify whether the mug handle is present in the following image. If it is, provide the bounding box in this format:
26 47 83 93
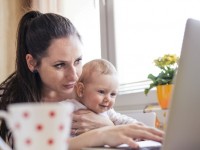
0 137 12 150
0 111 12 150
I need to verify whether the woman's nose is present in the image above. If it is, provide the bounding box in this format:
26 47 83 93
66 66 79 81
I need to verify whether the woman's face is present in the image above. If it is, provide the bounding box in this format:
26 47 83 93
37 36 83 101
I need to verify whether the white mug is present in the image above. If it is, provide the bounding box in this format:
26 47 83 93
0 103 73 150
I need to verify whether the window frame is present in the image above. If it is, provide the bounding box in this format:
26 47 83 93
99 0 157 111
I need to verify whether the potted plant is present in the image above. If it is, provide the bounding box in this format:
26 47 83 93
144 54 179 109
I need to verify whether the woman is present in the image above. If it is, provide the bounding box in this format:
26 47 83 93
0 10 163 149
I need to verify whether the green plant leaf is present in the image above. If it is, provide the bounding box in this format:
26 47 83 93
144 54 179 95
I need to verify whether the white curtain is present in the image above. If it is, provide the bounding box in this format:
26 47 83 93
31 0 66 14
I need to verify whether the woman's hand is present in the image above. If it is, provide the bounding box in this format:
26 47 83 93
99 124 164 148
69 123 164 149
71 109 114 135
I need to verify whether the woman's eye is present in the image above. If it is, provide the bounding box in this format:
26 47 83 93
54 63 65 69
74 57 82 65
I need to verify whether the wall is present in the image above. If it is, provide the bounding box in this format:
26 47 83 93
0 0 29 82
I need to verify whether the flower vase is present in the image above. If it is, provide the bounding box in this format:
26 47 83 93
156 84 173 109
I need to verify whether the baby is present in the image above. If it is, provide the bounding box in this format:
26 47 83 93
62 59 141 135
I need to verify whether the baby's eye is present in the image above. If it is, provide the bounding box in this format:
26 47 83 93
98 90 105 94
111 92 117 97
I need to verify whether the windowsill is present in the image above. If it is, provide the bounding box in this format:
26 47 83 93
114 90 157 112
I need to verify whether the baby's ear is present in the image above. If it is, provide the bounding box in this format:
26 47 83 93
75 82 85 98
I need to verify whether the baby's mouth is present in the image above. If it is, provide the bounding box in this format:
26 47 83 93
99 104 109 109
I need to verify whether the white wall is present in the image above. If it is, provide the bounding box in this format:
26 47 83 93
0 0 26 82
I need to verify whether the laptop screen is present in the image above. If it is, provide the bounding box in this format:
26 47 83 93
162 18 200 150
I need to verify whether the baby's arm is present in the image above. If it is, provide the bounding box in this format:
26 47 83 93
61 99 114 136
107 108 144 125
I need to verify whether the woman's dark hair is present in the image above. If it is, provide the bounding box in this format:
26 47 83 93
0 10 81 142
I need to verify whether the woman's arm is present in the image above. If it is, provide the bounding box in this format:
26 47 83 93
68 124 164 150
71 109 114 135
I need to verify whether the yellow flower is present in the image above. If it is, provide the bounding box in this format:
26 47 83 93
154 54 179 68
144 54 179 95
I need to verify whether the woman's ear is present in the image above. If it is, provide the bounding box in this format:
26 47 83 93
26 54 37 72
75 82 85 98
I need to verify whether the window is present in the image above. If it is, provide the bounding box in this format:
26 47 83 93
101 0 200 87
99 0 200 110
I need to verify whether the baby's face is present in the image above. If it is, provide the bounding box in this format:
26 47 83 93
80 72 119 113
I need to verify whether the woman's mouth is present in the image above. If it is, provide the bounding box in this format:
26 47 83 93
63 83 75 89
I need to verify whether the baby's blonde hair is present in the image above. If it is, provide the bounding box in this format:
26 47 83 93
78 59 118 84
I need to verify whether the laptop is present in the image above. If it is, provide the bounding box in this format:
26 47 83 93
161 18 200 150
82 18 200 150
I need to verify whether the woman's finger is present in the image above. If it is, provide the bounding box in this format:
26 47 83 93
72 121 82 129
146 127 164 137
132 129 163 142
71 128 88 136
